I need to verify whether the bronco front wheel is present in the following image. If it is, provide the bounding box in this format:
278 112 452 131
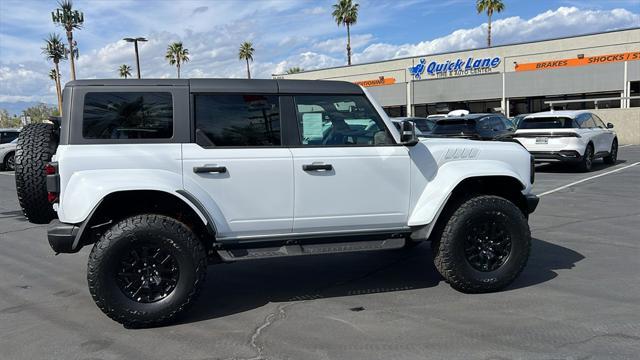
87 214 207 328
432 195 531 293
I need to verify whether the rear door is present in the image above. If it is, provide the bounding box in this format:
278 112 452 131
182 94 294 239
289 94 411 233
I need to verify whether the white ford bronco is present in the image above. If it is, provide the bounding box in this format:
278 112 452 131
15 79 538 327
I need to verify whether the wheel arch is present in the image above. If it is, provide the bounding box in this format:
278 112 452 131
76 189 216 252
409 174 529 240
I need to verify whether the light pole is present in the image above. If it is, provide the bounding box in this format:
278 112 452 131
123 37 147 79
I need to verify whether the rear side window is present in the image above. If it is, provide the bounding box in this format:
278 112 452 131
519 117 575 129
83 92 173 139
433 119 476 134
294 95 393 146
194 94 280 147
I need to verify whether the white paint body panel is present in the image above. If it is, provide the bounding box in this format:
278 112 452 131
290 146 410 232
182 144 294 239
514 129 590 155
54 144 207 225
53 90 535 242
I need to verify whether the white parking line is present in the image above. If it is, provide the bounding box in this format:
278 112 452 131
539 162 640 197
0 172 15 176
619 144 635 148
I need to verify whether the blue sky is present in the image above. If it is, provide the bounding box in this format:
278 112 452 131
0 0 639 109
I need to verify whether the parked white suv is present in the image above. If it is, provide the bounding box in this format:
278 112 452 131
15 79 538 327
514 110 618 171
0 138 17 171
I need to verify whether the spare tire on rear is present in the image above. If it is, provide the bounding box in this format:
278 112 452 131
15 123 59 224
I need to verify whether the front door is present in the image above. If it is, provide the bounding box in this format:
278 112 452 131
182 94 293 239
289 94 411 233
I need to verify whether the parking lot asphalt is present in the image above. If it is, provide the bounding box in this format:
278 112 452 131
0 146 639 360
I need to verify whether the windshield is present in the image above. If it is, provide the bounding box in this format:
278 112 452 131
519 116 575 129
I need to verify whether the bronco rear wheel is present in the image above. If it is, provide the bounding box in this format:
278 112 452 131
87 214 207 328
432 195 531 293
14 123 59 224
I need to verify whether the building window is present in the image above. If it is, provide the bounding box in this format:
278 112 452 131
383 106 406 117
630 81 640 108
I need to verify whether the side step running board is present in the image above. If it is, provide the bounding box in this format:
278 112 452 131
217 238 406 262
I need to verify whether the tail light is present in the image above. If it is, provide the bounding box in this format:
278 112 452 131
45 162 60 203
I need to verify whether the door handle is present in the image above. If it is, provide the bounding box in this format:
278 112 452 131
193 165 227 174
303 163 333 171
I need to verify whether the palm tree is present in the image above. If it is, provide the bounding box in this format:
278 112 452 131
118 64 132 79
286 67 304 74
476 0 505 47
332 0 359 66
238 41 255 79
42 33 66 115
52 0 84 80
165 42 190 78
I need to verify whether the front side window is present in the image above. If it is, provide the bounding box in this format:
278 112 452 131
592 114 607 128
83 92 173 139
294 95 393 146
194 94 280 147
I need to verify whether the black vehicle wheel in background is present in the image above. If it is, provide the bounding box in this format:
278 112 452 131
577 143 594 172
1 151 15 171
87 214 207 328
603 138 618 165
14 123 59 224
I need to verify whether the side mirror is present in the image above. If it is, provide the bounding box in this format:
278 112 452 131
400 120 419 146
607 122 614 129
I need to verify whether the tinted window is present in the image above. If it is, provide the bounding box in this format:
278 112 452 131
582 115 597 128
519 117 575 129
432 119 476 134
194 94 280 147
490 117 506 131
1 131 19 144
294 95 392 146
83 92 173 139
592 114 607 128
477 118 492 131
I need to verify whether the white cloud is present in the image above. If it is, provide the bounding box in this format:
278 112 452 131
314 34 375 53
1 5 638 107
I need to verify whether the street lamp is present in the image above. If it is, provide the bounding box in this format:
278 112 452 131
123 37 147 79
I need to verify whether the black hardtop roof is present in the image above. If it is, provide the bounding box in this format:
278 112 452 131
65 78 363 94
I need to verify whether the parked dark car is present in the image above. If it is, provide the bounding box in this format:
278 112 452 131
430 114 515 140
391 117 436 137
0 128 20 144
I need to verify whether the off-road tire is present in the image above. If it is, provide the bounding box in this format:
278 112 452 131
14 123 58 223
577 143 594 172
603 138 618 165
87 214 207 328
431 195 531 293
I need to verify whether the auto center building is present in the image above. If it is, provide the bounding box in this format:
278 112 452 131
277 28 640 118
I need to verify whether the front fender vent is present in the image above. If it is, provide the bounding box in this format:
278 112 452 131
443 148 480 161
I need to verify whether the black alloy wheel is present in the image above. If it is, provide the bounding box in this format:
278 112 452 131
5 152 15 171
604 138 618 165
464 218 512 272
115 243 180 303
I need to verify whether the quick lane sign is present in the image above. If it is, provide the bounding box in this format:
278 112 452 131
515 51 640 72
409 56 501 79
